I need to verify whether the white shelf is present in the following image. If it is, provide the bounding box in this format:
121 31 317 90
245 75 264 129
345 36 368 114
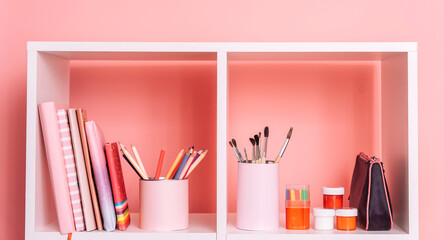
227 214 409 240
26 42 418 240
35 213 216 240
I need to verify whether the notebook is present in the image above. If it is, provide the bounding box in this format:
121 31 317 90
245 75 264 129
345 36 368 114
67 109 97 231
38 102 75 234
57 109 85 231
85 121 116 231
105 142 131 230
76 109 103 230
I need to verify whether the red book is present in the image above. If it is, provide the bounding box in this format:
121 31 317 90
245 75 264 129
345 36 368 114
105 142 130 230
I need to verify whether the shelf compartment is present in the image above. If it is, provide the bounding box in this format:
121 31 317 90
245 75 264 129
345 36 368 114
226 52 411 237
29 51 217 239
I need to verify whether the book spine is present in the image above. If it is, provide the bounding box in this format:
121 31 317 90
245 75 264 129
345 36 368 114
76 109 103 230
67 109 97 231
105 143 131 230
57 109 85 231
85 121 116 231
38 102 75 234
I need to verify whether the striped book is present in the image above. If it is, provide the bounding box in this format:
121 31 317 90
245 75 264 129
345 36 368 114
57 109 85 231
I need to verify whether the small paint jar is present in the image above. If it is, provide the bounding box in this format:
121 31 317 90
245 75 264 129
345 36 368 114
322 187 344 209
285 184 310 230
313 208 335 230
336 208 357 231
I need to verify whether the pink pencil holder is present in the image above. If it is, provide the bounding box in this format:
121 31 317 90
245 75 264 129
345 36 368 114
236 162 279 231
139 179 189 231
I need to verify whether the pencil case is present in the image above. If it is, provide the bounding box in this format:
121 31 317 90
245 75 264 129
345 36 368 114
349 152 393 230
139 179 189 231
236 162 279 231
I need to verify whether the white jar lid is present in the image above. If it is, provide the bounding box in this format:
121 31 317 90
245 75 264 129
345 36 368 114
322 187 344 195
336 208 358 217
313 208 335 217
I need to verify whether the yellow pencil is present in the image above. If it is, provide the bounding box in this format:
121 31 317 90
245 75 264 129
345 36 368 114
184 150 208 179
165 149 185 179
131 144 148 177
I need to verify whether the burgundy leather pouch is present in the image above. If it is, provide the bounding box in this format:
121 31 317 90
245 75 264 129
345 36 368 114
349 152 393 230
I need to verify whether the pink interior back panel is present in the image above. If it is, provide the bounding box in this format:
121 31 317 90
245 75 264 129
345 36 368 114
227 61 381 213
69 60 217 214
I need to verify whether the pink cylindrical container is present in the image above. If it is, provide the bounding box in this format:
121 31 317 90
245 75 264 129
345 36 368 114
139 179 189 231
236 162 279 231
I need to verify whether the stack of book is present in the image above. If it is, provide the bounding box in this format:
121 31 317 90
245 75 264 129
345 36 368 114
38 102 130 234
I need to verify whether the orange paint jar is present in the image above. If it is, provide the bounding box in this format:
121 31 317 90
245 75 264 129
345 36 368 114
285 184 310 230
336 208 357 231
322 187 344 209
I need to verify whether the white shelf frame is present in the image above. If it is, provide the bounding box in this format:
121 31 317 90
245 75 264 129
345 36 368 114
26 42 418 240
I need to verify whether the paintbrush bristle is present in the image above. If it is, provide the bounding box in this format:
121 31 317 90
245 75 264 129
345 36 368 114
254 135 259 144
287 127 293 139
264 126 269 137
259 132 261 138
249 138 255 145
229 141 233 147
232 139 237 147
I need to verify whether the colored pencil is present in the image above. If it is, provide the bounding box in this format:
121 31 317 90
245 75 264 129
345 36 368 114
120 149 143 179
119 142 148 179
185 150 208 178
174 149 192 180
180 149 202 179
131 144 148 177
165 149 185 179
154 148 165 180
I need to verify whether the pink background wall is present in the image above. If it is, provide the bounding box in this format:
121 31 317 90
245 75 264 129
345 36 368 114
0 0 441 239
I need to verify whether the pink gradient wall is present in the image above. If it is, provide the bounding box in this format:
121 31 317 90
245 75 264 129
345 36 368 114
0 0 441 239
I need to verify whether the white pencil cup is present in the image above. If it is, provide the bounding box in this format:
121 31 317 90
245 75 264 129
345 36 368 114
236 162 279 231
139 179 189 231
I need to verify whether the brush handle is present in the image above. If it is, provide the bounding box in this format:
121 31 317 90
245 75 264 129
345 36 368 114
274 156 282 163
278 139 290 157
263 137 268 158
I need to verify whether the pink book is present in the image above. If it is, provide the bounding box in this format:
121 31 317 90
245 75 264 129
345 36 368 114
38 102 75 234
57 109 85 231
85 121 116 231
67 109 97 231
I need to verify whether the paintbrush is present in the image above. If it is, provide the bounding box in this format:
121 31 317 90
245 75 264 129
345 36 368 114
249 138 255 163
254 135 260 163
275 127 293 163
262 126 269 162
232 139 244 162
229 141 242 162
244 147 248 161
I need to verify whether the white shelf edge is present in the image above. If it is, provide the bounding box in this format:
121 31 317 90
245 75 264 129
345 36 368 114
27 42 417 53
32 213 216 240
226 213 412 240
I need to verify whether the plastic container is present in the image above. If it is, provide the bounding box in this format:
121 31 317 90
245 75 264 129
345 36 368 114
336 208 357 231
322 187 344 209
285 184 310 230
139 179 189 231
313 208 335 230
237 162 279 231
